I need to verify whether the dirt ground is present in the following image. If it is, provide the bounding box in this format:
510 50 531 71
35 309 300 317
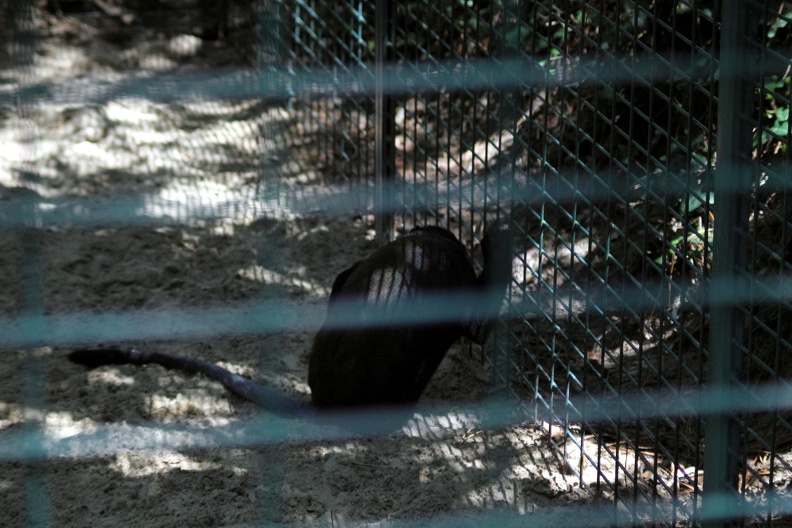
17 5 792 525
0 215 595 527
0 13 613 527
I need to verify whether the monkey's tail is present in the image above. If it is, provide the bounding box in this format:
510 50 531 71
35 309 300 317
68 348 312 417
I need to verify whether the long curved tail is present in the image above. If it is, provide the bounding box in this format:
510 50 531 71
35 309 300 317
68 348 313 417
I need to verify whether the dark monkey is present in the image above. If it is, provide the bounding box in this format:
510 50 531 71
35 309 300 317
69 225 512 417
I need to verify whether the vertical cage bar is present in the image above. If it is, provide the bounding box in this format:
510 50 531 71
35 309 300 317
374 0 395 244
8 0 52 525
703 0 756 526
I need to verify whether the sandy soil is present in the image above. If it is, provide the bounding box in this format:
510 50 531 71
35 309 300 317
0 215 595 527
0 14 606 527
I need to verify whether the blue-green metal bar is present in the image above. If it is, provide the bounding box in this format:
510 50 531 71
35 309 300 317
8 0 53 525
374 0 395 244
703 1 757 527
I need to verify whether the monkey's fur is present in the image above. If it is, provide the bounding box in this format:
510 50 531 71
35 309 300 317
69 225 511 416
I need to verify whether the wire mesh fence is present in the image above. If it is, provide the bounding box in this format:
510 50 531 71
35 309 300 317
0 0 791 527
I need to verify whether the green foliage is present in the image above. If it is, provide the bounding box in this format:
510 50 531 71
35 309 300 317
756 9 791 157
758 75 790 155
654 190 715 271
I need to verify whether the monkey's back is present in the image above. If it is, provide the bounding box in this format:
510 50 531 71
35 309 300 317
308 227 478 408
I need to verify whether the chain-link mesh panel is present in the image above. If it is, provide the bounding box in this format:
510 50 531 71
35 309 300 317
381 1 718 522
285 0 377 210
734 1 792 522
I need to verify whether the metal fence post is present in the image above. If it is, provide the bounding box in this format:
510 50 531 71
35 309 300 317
374 0 395 244
703 1 757 526
7 0 54 525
